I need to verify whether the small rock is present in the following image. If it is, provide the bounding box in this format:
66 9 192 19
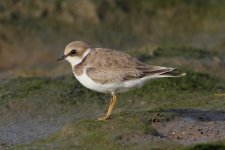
1 143 11 147
152 118 157 122
216 130 219 135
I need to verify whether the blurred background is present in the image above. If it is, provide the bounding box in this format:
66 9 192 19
0 0 225 79
1 1 225 148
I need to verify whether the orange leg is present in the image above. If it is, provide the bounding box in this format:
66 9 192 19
97 92 117 121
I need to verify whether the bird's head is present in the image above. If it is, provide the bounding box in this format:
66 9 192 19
57 41 91 66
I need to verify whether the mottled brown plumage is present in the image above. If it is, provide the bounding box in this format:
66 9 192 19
74 48 175 84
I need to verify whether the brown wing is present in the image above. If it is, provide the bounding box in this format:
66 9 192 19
86 48 174 84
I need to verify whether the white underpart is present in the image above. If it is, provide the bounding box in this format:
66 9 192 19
74 67 161 93
67 48 180 93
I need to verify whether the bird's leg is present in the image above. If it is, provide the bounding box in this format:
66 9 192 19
105 93 116 118
97 92 117 121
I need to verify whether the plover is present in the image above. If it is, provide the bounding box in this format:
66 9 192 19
57 41 186 120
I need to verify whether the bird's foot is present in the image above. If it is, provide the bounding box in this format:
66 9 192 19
97 115 111 121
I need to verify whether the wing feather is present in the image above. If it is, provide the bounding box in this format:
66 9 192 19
86 48 175 84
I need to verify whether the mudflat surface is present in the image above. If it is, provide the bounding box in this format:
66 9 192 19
1 1 225 149
1 109 225 147
153 109 225 145
0 72 225 149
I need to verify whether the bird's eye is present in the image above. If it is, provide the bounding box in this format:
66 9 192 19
70 49 77 55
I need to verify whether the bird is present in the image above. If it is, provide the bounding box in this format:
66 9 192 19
57 41 186 120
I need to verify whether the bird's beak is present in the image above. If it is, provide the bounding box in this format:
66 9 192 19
56 55 67 61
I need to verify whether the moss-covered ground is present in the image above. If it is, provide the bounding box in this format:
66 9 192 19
1 0 225 149
1 56 225 149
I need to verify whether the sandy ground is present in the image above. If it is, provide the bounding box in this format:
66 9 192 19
0 117 69 149
1 109 225 149
152 109 225 145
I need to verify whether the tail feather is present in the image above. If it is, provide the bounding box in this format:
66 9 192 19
158 68 186 77
139 65 186 78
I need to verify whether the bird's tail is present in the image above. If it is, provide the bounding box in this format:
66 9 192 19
158 68 186 78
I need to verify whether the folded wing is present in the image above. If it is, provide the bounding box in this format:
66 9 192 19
86 48 185 84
